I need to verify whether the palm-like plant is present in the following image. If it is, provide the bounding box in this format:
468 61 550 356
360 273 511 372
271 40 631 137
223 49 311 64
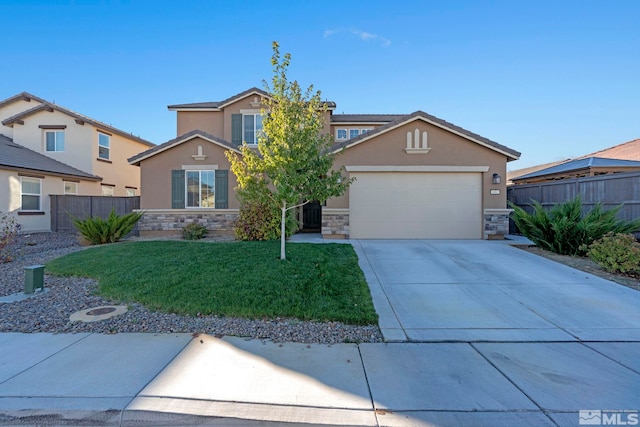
510 196 640 256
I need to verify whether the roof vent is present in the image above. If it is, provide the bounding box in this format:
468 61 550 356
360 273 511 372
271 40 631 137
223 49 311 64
250 96 261 107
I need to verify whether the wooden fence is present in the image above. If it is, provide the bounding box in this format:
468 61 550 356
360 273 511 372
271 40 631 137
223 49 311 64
50 195 140 234
507 171 640 234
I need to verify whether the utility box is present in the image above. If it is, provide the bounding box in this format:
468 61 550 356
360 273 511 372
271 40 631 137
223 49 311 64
24 265 45 294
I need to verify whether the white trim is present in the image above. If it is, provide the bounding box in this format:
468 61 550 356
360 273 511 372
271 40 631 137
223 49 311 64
181 164 218 170
345 165 490 173
129 133 241 165
405 148 431 154
333 115 519 160
322 208 349 215
20 176 41 211
239 108 262 114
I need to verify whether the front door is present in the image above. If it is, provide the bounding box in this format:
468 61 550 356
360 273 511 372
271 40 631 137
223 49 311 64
302 200 322 231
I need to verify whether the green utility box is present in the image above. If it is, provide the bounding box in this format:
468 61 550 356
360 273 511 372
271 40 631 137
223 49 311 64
24 265 45 294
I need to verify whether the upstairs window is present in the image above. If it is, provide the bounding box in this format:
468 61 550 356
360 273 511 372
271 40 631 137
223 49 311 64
336 129 347 140
243 114 263 145
349 129 360 139
21 177 41 211
45 131 65 152
98 132 110 160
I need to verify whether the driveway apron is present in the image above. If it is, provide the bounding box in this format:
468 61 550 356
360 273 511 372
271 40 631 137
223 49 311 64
352 239 640 343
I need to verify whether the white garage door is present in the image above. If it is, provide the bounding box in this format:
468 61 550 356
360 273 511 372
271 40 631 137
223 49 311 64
349 172 482 239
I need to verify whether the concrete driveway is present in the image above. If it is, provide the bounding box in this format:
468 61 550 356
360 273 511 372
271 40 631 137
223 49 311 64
352 239 640 343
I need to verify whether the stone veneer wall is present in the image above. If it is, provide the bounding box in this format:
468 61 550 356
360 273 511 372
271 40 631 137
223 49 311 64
321 209 349 239
483 208 512 240
136 209 238 235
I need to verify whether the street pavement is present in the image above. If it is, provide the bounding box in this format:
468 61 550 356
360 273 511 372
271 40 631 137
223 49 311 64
1 237 639 426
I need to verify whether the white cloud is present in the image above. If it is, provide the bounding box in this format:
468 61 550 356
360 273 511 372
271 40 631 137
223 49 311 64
324 28 391 47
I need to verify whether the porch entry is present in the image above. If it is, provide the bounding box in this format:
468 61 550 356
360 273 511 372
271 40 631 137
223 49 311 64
301 200 322 232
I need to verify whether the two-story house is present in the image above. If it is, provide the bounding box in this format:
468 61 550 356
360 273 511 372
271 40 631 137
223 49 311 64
129 87 521 239
0 92 154 232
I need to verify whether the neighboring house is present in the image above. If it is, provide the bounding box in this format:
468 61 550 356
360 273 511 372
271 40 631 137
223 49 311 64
0 92 154 232
129 88 520 240
0 134 101 232
510 157 640 185
508 138 640 184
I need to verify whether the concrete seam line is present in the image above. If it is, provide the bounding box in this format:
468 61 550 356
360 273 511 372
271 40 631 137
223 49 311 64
467 342 556 426
357 344 379 426
0 333 93 386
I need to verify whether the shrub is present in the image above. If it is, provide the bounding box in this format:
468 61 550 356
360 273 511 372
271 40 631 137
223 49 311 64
234 200 298 241
0 212 20 263
182 222 208 240
510 196 640 256
587 233 640 274
72 209 144 245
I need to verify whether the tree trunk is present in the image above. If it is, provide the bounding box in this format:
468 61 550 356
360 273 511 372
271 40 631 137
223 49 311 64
280 202 287 260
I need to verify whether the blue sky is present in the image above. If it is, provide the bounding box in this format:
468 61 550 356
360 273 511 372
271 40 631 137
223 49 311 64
1 0 638 169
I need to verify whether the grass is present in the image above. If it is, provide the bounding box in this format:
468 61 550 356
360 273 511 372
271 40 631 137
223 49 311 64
46 241 378 325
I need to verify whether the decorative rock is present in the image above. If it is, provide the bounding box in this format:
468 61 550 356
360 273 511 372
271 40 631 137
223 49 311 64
0 232 383 344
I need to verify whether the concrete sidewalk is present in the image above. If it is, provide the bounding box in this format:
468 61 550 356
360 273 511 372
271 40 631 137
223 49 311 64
2 237 640 426
1 332 640 426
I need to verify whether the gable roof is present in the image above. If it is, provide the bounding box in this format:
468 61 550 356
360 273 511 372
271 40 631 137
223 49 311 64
0 134 101 180
167 87 337 111
513 157 640 181
330 110 521 161
0 92 48 109
330 114 406 124
128 129 241 166
0 92 154 147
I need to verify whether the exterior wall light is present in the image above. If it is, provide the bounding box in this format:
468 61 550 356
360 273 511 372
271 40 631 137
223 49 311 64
492 173 502 184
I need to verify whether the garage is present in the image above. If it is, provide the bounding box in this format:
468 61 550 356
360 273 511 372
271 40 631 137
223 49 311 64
349 171 482 239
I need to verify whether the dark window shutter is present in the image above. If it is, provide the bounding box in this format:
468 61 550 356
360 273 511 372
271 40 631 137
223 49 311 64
215 170 228 209
231 114 242 145
171 170 185 208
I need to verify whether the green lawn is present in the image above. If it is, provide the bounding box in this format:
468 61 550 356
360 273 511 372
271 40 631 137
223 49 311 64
46 241 378 325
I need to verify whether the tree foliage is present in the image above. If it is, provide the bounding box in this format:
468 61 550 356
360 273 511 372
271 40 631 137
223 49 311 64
226 42 351 259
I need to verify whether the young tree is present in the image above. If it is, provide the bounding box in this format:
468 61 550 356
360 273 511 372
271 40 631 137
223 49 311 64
226 42 350 260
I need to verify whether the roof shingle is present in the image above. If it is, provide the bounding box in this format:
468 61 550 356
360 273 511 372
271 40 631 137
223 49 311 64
0 134 101 180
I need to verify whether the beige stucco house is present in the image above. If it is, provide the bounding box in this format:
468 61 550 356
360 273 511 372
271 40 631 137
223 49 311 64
0 92 154 232
129 88 520 239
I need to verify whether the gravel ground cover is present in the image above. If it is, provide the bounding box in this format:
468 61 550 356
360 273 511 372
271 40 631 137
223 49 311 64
0 233 382 343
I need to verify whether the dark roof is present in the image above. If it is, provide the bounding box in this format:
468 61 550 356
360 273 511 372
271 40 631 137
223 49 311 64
513 157 640 180
330 110 521 160
168 87 337 110
0 134 101 180
128 129 240 165
331 114 406 123
0 92 154 147
507 159 572 183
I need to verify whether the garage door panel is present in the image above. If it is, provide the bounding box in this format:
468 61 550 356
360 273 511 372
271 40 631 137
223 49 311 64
349 172 482 239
